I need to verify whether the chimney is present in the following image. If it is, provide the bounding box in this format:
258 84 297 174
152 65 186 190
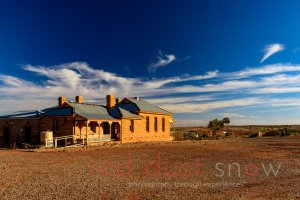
58 96 67 107
116 98 121 104
106 95 115 108
75 96 83 104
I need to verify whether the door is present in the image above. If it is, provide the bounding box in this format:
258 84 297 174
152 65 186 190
3 126 10 144
25 126 32 143
111 122 120 141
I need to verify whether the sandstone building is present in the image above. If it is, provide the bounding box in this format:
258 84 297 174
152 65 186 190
0 95 174 147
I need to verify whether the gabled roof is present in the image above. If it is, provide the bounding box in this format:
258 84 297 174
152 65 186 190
119 98 171 115
67 102 116 120
0 106 74 118
0 110 40 118
0 97 172 120
118 107 142 119
117 103 139 112
108 106 121 118
39 106 73 117
108 106 142 119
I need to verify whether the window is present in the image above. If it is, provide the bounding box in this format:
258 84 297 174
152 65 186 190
53 119 60 133
130 120 134 132
146 116 150 132
154 117 158 132
162 118 165 132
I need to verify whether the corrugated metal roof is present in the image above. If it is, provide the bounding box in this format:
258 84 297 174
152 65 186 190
108 107 121 118
118 107 142 119
0 110 40 118
0 97 172 120
118 103 139 112
68 102 117 120
121 98 171 114
108 106 142 119
39 107 73 116
0 106 74 118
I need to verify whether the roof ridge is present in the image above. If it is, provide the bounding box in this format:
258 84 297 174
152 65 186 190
68 101 102 106
125 97 171 114
154 105 172 114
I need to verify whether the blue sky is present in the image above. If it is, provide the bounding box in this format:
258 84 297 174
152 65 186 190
1 0 300 125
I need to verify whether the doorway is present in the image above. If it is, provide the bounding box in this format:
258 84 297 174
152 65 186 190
111 122 120 141
24 126 32 143
3 126 10 144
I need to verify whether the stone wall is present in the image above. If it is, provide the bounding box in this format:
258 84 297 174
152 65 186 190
0 118 40 147
120 112 171 143
0 112 172 146
40 116 74 138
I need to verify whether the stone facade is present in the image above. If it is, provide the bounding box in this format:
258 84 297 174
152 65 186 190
0 95 173 147
120 113 170 142
0 118 40 147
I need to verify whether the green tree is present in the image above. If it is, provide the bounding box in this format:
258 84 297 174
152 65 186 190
222 117 230 126
222 117 231 136
208 118 224 131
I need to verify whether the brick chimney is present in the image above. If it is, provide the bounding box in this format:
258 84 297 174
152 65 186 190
106 95 115 108
58 96 67 107
75 96 83 104
116 98 121 104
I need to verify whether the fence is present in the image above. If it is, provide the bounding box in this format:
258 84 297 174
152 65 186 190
45 135 84 148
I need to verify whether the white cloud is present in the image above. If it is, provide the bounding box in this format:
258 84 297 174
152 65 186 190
24 65 82 89
147 95 215 105
143 70 218 89
253 87 300 94
161 98 263 113
260 43 284 63
215 113 247 118
229 63 300 78
0 62 220 108
148 50 176 73
1 62 300 125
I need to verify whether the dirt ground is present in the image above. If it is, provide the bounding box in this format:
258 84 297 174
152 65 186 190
0 136 299 200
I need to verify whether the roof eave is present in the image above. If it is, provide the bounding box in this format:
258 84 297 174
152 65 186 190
138 110 172 115
121 116 143 120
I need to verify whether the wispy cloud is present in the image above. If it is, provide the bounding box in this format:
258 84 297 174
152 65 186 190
260 43 284 63
1 62 300 125
230 63 300 78
143 70 218 89
148 50 176 73
161 97 263 113
147 95 216 105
